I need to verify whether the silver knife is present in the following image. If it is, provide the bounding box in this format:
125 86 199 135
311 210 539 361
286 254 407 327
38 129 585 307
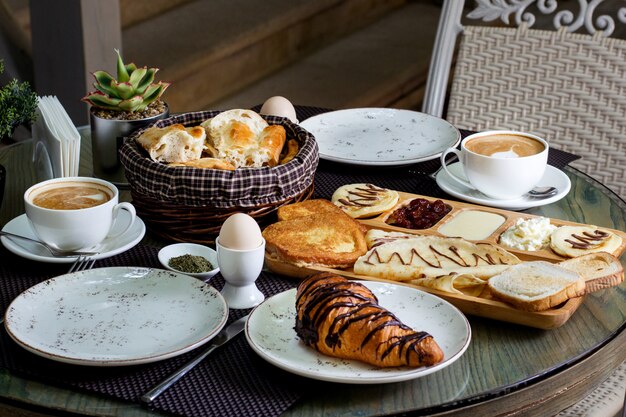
141 315 248 404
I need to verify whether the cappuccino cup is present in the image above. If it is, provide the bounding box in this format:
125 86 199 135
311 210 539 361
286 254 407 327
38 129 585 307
440 131 548 200
24 177 136 251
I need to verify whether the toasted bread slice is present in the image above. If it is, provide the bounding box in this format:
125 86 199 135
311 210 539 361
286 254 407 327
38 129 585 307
559 252 624 293
262 212 367 268
277 199 347 221
488 262 585 312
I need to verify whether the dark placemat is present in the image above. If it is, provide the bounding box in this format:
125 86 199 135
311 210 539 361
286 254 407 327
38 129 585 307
0 244 306 417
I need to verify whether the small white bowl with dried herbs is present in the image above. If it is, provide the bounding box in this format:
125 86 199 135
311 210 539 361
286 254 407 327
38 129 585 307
158 243 219 280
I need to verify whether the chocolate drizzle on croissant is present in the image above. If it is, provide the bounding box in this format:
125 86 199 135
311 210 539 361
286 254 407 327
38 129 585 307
295 273 444 368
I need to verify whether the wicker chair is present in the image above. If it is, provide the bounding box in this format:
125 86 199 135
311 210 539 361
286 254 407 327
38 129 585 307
422 0 626 200
422 1 626 416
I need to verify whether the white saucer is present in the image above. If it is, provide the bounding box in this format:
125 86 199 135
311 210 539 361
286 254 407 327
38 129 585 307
1 211 146 263
435 163 571 211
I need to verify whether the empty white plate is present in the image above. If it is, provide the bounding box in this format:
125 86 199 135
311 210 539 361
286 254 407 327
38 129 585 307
301 108 461 166
5 267 228 366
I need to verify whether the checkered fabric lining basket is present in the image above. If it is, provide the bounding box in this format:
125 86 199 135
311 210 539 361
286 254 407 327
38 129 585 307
118 110 318 243
120 110 318 208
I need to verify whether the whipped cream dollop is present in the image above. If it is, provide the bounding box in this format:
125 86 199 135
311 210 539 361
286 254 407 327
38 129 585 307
499 217 557 251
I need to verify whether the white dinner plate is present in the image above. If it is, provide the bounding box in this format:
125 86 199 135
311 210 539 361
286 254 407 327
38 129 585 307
436 163 571 211
0 211 145 263
300 108 461 166
245 281 471 384
4 267 228 366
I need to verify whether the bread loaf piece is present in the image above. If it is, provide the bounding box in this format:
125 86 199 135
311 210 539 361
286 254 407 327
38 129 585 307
487 262 585 311
559 252 624 293
136 124 205 163
201 109 287 168
295 273 444 368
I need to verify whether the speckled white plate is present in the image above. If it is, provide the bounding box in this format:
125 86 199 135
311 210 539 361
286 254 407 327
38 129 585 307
245 281 471 384
300 108 461 166
0 211 145 263
4 267 228 366
436 162 571 211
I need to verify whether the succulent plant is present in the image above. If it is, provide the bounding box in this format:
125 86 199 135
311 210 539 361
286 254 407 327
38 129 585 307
82 49 169 113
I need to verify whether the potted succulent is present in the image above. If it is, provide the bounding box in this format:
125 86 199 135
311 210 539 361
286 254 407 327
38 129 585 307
82 49 170 185
0 60 38 144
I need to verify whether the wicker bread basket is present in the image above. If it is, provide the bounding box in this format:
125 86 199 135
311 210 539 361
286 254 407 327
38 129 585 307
119 110 318 243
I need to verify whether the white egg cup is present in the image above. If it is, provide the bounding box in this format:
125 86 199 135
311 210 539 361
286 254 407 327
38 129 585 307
216 237 265 309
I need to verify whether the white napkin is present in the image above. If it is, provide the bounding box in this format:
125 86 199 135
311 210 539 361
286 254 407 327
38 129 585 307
32 96 81 179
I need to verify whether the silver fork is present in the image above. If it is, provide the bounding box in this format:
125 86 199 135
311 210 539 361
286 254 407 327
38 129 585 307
0 231 98 257
68 255 97 273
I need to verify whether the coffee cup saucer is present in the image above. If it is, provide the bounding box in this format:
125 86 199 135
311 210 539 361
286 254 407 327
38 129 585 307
0 211 146 263
435 162 571 211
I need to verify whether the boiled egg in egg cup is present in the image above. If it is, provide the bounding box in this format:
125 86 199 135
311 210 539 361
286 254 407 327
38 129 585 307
216 213 265 309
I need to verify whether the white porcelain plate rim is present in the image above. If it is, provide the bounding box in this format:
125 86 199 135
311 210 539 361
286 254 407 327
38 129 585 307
4 267 228 366
300 108 461 166
245 281 471 384
435 163 571 211
0 212 145 263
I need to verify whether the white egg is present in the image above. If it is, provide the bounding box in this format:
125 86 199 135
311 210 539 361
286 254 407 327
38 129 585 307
218 213 263 250
260 96 298 123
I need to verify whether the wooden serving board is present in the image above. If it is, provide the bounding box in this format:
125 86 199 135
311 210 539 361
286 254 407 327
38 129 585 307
361 191 626 262
265 256 585 330
264 190 626 330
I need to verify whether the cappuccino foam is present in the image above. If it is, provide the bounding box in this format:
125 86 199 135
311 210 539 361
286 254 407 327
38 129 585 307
31 181 113 210
465 134 544 158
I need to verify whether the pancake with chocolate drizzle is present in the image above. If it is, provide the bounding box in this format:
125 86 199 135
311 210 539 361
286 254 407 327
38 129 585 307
354 229 520 281
332 183 399 218
551 225 623 258
295 273 444 368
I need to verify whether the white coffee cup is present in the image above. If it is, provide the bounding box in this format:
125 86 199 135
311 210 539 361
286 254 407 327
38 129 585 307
24 177 136 251
440 130 549 200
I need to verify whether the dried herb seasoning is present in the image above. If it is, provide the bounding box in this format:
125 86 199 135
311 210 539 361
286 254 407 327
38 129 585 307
169 254 214 273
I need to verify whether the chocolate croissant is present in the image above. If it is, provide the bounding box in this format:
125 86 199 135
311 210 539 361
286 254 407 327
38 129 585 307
295 273 444 368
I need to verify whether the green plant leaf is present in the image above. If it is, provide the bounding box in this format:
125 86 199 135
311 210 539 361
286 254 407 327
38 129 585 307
112 81 135 100
136 68 156 94
82 92 122 110
92 71 118 97
125 62 137 74
142 82 170 105
115 48 130 83
93 70 115 86
118 96 143 112
128 67 147 91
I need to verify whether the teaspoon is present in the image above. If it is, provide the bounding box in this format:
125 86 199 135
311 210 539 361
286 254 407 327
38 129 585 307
526 186 558 198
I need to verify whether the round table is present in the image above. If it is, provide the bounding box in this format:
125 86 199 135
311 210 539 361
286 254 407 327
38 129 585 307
0 132 625 417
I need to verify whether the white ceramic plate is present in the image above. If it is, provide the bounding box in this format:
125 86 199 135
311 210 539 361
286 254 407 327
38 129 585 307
0 211 145 263
245 281 471 384
436 163 571 211
300 108 461 166
4 267 228 366
158 243 220 280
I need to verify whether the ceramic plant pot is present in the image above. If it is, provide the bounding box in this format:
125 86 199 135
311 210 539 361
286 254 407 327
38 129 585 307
90 105 169 187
